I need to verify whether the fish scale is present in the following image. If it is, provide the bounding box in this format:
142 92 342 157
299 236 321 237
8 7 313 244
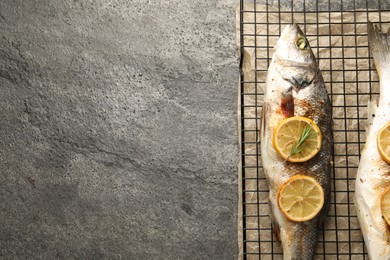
261 24 333 259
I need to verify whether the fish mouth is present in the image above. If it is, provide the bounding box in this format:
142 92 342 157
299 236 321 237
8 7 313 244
280 23 305 40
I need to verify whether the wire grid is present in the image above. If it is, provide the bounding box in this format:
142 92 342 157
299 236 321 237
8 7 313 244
239 0 390 259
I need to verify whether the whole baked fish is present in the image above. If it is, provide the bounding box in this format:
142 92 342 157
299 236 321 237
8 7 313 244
355 22 390 260
260 24 333 259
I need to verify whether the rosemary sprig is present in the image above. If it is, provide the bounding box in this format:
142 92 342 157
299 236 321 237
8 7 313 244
287 124 316 160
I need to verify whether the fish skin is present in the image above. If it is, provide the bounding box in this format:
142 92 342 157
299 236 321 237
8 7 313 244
355 22 390 260
260 24 333 260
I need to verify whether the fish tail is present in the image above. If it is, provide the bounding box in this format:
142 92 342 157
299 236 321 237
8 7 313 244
368 22 390 80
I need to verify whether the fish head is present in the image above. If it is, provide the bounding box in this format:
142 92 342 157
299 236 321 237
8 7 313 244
274 24 319 92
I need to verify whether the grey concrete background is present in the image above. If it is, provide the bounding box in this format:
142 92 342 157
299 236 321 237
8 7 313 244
0 0 238 259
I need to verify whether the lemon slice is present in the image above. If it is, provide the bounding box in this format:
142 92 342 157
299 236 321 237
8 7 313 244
273 116 321 163
377 122 390 164
381 185 390 226
277 175 324 222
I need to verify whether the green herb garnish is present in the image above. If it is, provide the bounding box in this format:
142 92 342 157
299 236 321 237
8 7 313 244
287 124 316 160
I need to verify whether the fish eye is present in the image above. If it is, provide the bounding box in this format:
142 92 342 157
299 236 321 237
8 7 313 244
296 37 308 50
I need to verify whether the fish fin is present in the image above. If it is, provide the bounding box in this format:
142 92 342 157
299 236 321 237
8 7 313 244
368 21 390 79
272 220 281 242
366 99 378 133
259 106 263 144
268 198 281 241
260 104 267 141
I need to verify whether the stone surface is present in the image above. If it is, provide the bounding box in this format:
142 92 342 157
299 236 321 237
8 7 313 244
0 0 238 259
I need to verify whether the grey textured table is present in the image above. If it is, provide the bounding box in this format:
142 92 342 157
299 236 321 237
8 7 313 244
0 0 238 259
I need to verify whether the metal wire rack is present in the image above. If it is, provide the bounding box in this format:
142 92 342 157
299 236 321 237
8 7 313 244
239 0 390 259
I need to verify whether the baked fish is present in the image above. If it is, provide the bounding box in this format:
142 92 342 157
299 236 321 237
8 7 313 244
355 22 390 260
260 24 333 259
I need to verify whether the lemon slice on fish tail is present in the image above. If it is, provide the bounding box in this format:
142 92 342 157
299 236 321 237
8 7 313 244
277 175 324 222
381 185 390 226
377 122 390 164
272 116 322 163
